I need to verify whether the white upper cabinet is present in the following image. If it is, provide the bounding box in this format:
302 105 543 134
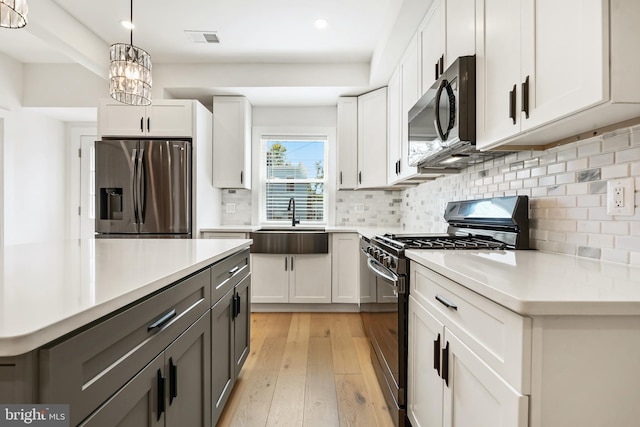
212 96 252 189
420 0 445 93
387 67 403 184
337 97 359 190
98 99 193 138
357 87 388 189
476 0 640 150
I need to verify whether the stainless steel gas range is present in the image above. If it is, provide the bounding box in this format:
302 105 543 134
360 195 529 427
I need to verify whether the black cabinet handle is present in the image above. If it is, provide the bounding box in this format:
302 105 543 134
509 84 517 125
148 309 177 332
169 357 178 405
435 62 439 80
435 294 458 310
240 170 243 184
157 369 165 421
398 159 401 175
434 333 441 376
235 294 241 318
140 117 144 133
521 75 530 119
290 256 294 271
147 117 151 132
442 342 450 387
284 257 288 271
231 295 237 318
358 171 362 184
439 54 444 75
339 171 343 185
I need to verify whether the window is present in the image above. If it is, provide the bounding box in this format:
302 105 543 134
261 136 327 224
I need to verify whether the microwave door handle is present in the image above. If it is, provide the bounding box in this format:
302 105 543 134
130 148 139 224
137 148 145 224
434 79 455 142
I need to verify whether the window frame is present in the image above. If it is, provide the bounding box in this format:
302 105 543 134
259 134 329 226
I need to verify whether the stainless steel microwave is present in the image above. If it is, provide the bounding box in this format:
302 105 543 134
408 55 476 168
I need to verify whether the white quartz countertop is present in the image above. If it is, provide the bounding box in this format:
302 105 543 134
406 249 640 316
0 238 252 357
200 225 403 239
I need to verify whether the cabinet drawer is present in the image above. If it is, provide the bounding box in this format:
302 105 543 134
39 268 211 426
411 263 531 393
211 249 250 304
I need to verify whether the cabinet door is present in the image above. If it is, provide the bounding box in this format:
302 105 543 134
233 275 251 377
201 231 248 239
331 233 359 303
520 0 608 131
408 296 445 427
443 329 529 427
213 96 252 189
289 255 332 303
357 87 388 189
211 289 234 423
98 100 146 137
337 97 359 189
399 35 421 181
146 101 193 137
387 67 402 184
445 0 476 68
164 312 211 427
420 0 445 93
79 354 164 427
475 0 523 149
250 254 289 303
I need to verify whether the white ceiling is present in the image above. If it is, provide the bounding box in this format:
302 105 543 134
0 0 432 114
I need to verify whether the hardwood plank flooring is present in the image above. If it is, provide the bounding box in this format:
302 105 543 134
217 312 395 427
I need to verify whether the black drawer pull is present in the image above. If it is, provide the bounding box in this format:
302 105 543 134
435 295 458 310
509 84 517 125
157 369 165 421
169 357 178 405
235 294 242 318
229 266 240 276
148 309 177 331
442 341 450 387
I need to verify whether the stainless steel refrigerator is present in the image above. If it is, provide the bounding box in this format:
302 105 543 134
95 139 192 237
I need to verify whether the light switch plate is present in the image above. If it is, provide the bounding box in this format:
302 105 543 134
355 203 365 213
226 203 236 214
606 178 635 215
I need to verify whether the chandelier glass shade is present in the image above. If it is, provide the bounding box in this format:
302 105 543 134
0 0 28 29
109 0 152 106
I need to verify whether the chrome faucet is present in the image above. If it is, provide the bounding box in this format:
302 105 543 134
287 197 300 227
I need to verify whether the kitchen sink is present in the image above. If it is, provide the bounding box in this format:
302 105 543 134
250 228 328 254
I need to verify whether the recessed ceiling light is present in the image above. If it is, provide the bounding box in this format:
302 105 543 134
314 18 328 30
120 20 134 30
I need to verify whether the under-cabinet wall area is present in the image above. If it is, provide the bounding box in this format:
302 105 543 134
402 124 640 265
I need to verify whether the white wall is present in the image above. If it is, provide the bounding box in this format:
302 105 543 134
1 53 68 246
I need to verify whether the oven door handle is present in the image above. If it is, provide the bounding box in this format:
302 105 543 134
367 257 399 283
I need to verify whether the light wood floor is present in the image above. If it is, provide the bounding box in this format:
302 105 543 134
216 312 395 427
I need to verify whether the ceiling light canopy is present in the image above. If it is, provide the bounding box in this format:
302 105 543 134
0 0 28 29
109 0 152 106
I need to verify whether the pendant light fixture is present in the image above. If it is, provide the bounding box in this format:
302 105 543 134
109 0 152 106
0 0 28 28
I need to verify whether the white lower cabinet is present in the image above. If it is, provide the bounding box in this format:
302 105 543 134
408 261 530 427
331 233 359 303
251 254 331 303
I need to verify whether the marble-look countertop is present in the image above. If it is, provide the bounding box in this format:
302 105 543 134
407 249 640 316
0 238 252 357
200 225 404 239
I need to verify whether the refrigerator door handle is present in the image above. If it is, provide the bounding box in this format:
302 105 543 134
137 148 145 224
131 148 139 224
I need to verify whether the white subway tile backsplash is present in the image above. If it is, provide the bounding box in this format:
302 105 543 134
399 123 639 264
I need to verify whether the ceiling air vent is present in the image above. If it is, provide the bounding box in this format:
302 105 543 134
184 30 220 44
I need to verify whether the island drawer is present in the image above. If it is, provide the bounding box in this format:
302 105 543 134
39 266 211 426
411 263 531 393
211 249 250 304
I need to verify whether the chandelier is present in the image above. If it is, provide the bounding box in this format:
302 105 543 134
0 0 28 28
109 0 152 106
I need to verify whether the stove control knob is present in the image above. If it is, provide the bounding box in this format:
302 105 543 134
367 247 374 255
383 256 391 268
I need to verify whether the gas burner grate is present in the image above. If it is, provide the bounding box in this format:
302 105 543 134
394 236 506 250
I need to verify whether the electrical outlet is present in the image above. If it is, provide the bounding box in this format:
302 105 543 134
355 203 365 213
606 178 635 216
226 203 236 214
